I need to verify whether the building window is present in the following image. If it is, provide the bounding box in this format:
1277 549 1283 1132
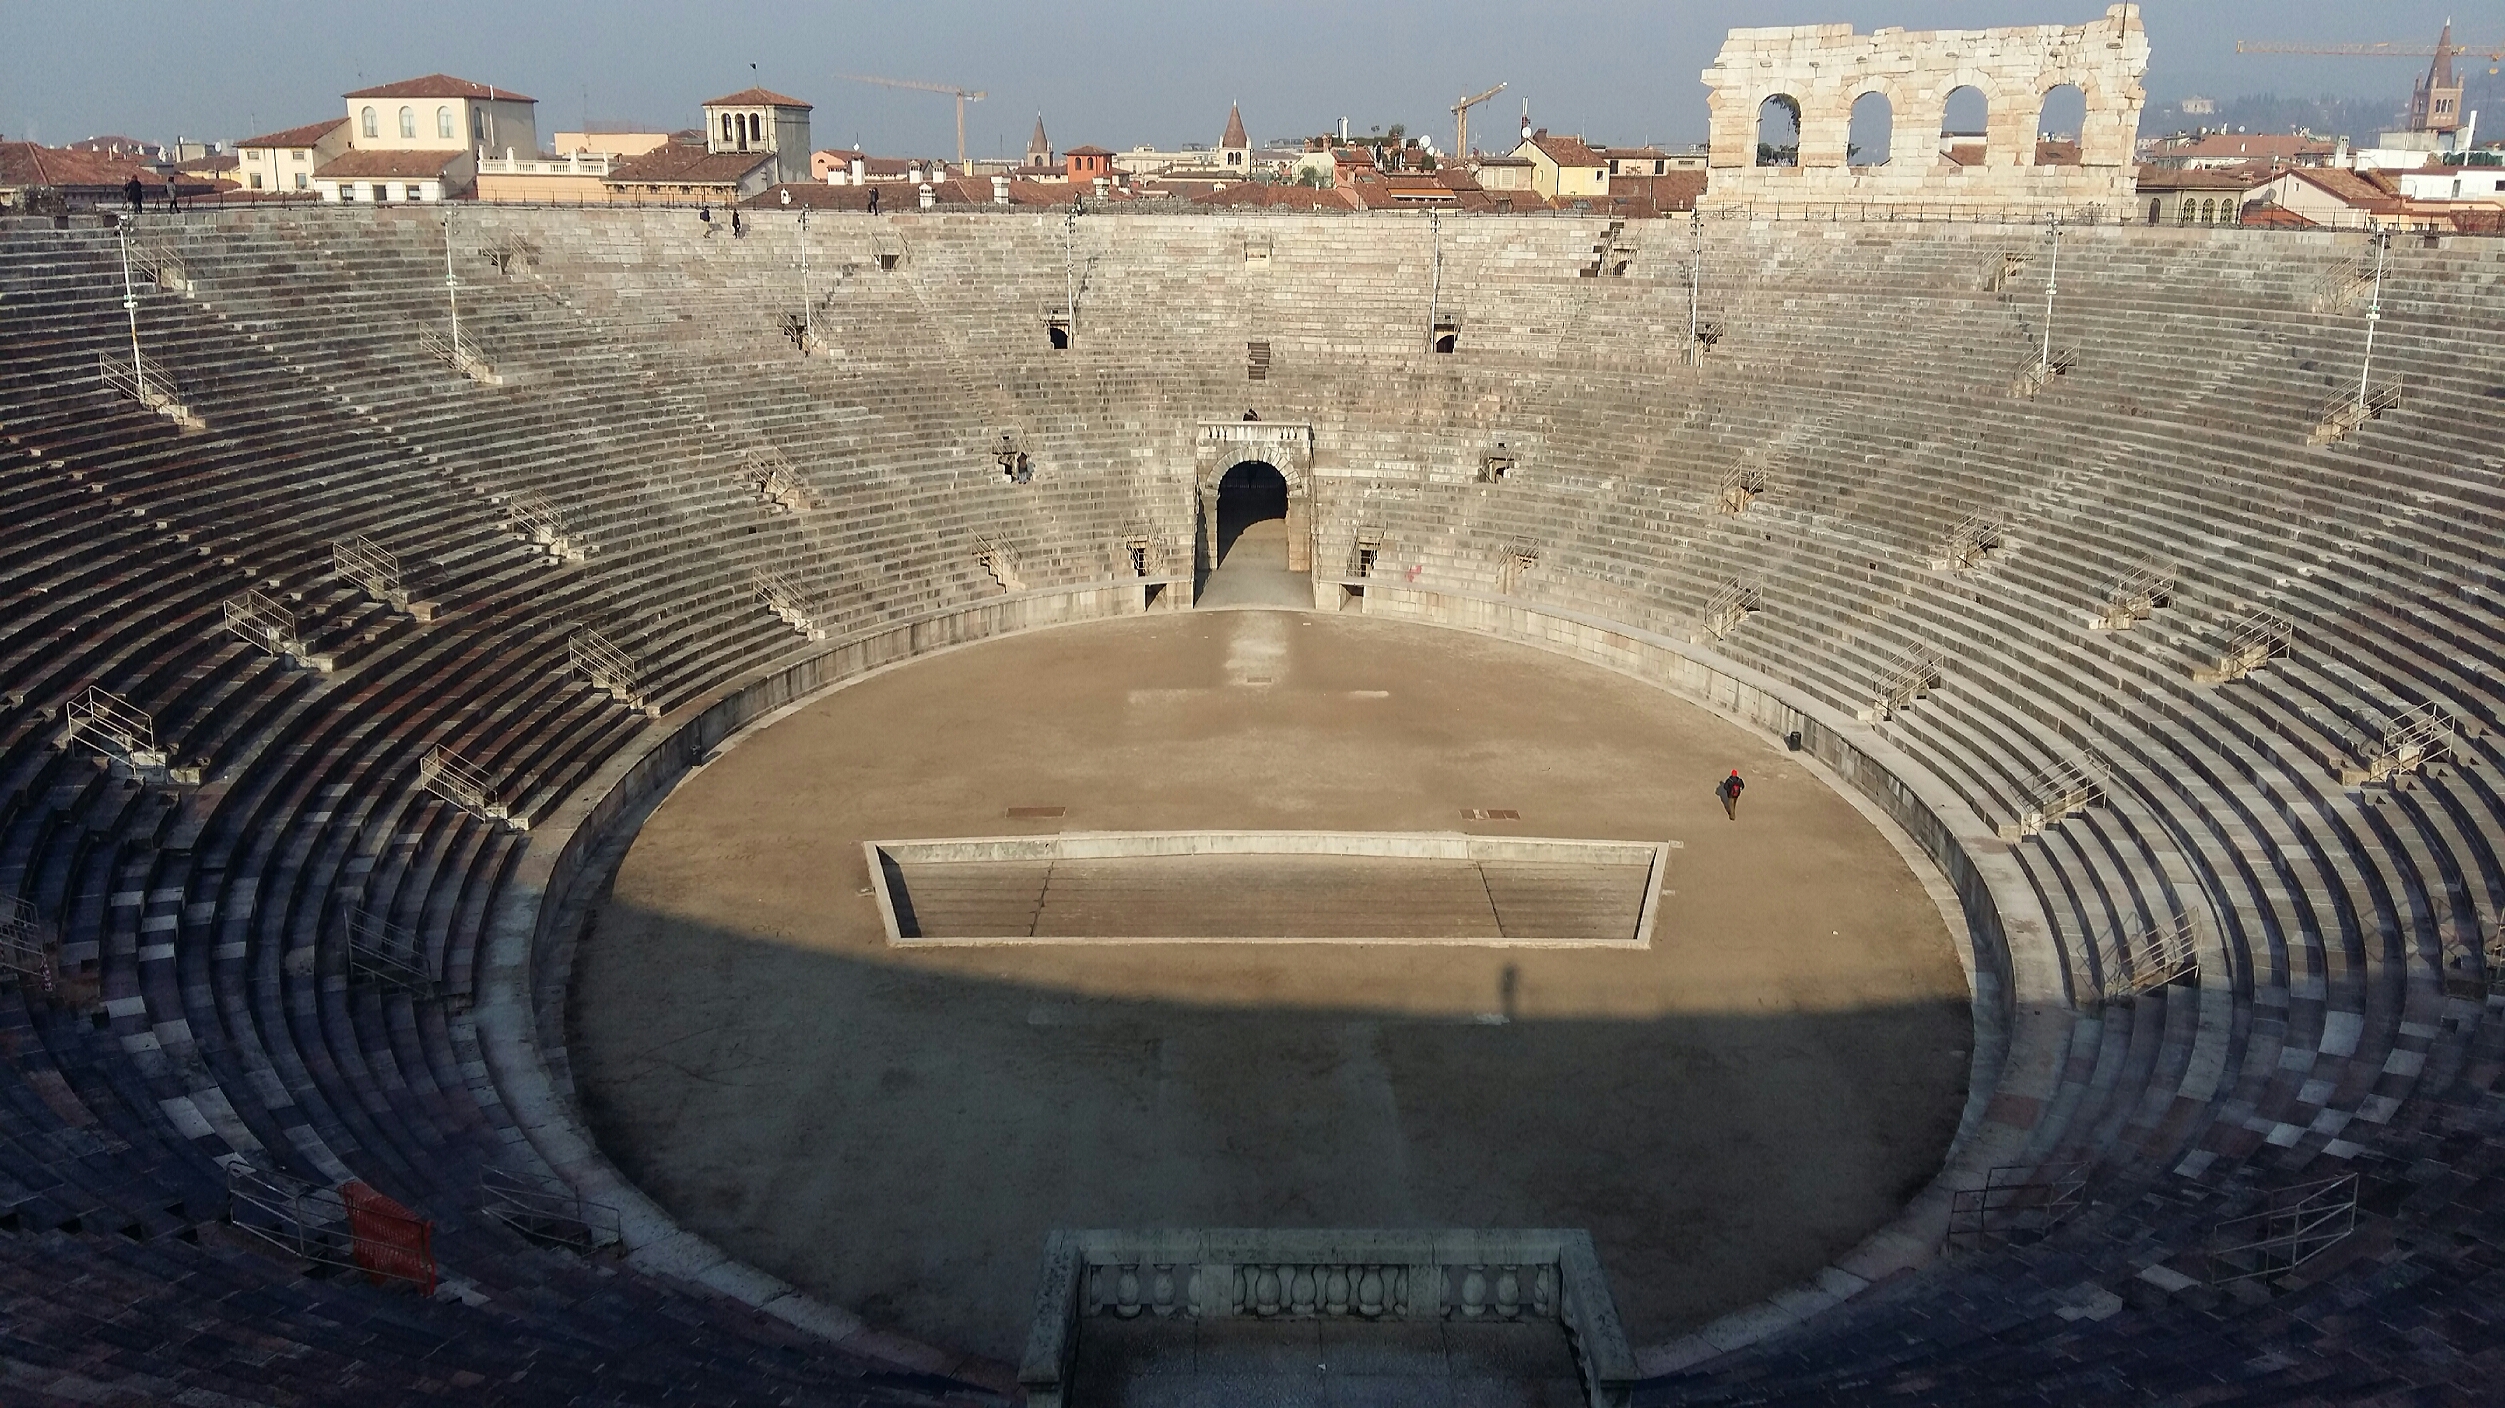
438 106 454 139
400 107 416 139
2177 199 2194 225
473 109 486 141
248 172 263 189
295 172 308 190
290 148 307 161
362 106 378 138
722 114 736 141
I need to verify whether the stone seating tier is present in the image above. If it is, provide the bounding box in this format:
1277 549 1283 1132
0 207 2499 1403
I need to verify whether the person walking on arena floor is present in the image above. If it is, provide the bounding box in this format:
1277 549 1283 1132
1720 769 1744 820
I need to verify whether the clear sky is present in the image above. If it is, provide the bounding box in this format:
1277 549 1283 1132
0 1 2484 155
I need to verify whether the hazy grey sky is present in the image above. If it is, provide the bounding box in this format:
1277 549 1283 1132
0 2 2483 154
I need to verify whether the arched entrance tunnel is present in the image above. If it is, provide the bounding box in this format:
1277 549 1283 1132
1214 459 1288 568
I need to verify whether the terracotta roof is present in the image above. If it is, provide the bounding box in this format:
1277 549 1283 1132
2283 165 2404 209
313 149 465 180
2237 202 2315 229
704 87 811 110
344 74 534 102
607 143 774 187
1526 130 1604 168
238 118 347 150
2155 133 2335 162
1065 145 1114 156
0 141 156 190
1222 103 1248 149
1191 181 1361 211
2135 163 2261 192
1606 170 1707 211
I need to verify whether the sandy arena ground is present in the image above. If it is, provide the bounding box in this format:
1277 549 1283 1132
571 610 1972 1366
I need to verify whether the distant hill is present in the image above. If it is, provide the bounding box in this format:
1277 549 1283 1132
2148 72 2505 145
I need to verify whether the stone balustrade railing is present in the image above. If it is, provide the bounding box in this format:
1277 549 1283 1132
1019 1228 1636 1408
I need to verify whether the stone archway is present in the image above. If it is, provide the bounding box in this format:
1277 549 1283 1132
1195 421 1314 578
1215 461 1288 567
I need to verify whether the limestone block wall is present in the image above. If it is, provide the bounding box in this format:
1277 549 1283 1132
1700 4 2147 215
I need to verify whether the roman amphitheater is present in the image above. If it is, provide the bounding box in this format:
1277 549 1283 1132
3 165 2503 1404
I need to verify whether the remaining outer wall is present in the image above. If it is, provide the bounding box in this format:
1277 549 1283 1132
1700 4 2147 215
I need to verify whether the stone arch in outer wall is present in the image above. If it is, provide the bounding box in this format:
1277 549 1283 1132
1699 4 2146 216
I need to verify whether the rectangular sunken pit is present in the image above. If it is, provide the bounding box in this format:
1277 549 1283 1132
865 831 1670 947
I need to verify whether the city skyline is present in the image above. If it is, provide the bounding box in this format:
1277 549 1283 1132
3 0 2490 157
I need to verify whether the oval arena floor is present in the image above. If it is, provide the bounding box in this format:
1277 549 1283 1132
576 611 1968 1360
2 206 2502 1406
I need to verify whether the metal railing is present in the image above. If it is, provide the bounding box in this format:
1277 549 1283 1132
1945 1161 2087 1251
344 905 435 996
2340 703 2457 786
972 536 1025 594
222 589 304 658
63 686 164 768
2087 564 2175 631
1862 646 1945 722
568 626 644 712
1714 464 1766 514
744 446 816 513
331 534 405 608
227 1163 437 1294
480 1167 622 1252
1982 248 2029 293
1497 539 1540 594
418 744 513 826
126 235 193 293
0 894 54 996
1997 755 2105 840
2193 611 2293 685
2207 1175 2358 1284
2007 345 2078 399
1930 511 2006 572
2097 912 2199 1000
2306 378 2402 446
502 490 581 561
419 325 500 385
1698 579 1760 642
96 349 204 429
2309 255 2377 312
227 1162 356 1265
754 567 828 638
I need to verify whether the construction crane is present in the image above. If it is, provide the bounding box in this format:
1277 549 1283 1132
2238 23 2502 133
836 73 987 169
1452 83 1506 159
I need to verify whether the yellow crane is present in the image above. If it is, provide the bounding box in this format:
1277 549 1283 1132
836 73 988 169
1452 83 1507 159
2237 23 2501 132
2234 35 2501 66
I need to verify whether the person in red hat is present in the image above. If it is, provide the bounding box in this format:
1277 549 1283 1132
1719 769 1745 821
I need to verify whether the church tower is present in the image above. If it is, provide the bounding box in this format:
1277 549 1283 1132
1220 102 1249 170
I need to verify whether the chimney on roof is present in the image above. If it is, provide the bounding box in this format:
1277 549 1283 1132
1337 117 1349 142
